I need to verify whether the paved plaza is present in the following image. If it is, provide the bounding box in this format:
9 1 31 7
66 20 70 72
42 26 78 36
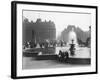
23 47 91 69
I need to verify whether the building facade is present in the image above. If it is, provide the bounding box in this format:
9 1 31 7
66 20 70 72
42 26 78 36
23 18 56 44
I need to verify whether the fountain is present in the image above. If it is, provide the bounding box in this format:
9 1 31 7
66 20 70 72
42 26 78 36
68 28 78 46
67 28 78 56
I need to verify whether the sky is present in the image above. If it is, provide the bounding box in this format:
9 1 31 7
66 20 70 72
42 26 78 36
23 10 91 37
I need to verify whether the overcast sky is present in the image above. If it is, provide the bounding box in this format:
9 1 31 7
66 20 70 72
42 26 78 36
23 10 91 37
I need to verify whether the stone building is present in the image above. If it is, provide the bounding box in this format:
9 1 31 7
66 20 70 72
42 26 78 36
23 18 56 44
